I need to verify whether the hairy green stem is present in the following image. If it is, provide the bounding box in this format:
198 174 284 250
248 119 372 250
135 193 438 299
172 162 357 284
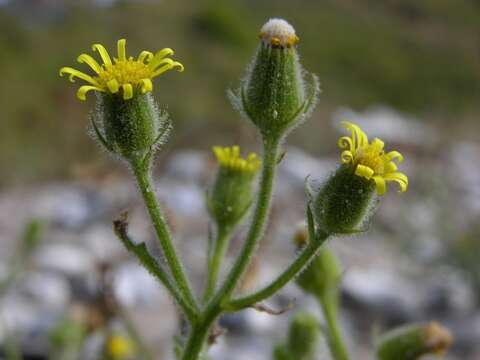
181 304 222 360
226 235 328 311
318 294 349 360
203 226 232 302
130 158 199 315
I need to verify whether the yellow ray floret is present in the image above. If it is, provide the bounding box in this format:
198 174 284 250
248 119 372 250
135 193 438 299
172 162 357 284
213 146 261 173
337 121 408 195
60 39 184 101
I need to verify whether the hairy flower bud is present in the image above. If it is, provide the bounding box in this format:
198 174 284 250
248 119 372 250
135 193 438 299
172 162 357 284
230 18 319 140
376 322 453 360
207 146 261 230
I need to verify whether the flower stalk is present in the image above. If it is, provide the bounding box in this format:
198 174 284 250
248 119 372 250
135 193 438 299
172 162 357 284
129 157 199 317
203 225 232 302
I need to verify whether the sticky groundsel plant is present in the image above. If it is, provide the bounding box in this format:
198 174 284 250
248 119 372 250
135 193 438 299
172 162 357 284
59 17 447 360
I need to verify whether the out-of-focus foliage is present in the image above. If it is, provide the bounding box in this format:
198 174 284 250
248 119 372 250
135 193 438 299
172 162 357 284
0 0 479 184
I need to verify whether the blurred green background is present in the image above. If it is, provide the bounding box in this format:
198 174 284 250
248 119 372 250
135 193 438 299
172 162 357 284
0 0 479 185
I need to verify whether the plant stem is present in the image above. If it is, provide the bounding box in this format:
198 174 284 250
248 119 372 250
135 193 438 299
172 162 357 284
318 293 349 360
225 235 328 311
130 157 199 315
213 138 279 302
203 226 231 302
181 304 222 360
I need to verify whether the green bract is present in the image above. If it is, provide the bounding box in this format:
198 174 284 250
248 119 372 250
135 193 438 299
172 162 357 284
92 92 171 160
312 165 376 235
208 164 257 230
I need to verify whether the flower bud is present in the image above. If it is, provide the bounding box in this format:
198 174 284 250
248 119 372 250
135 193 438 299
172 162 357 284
287 312 321 360
376 322 453 360
92 92 171 160
230 18 319 140
207 146 261 230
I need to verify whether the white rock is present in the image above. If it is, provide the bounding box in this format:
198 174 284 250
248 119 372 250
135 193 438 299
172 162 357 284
156 181 205 217
113 262 164 307
83 224 125 262
279 147 335 187
34 242 95 276
332 106 437 147
21 271 71 308
164 150 208 183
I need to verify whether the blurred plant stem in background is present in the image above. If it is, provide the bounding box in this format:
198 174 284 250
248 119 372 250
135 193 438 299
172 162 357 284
0 220 43 360
295 239 349 360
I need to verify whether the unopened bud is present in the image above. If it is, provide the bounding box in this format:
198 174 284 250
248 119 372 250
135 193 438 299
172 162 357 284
288 312 321 360
376 322 453 360
207 146 261 229
230 18 319 141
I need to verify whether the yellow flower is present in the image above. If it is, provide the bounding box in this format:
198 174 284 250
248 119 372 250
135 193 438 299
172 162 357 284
338 121 408 195
106 335 133 359
213 145 261 173
60 39 184 101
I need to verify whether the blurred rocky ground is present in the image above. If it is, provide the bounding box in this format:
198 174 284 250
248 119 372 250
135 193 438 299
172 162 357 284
0 108 479 359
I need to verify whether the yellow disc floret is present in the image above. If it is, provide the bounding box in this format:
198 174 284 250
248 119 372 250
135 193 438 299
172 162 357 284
338 121 408 195
213 146 261 173
60 39 184 101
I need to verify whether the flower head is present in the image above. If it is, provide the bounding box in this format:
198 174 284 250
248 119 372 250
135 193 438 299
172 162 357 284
338 121 408 195
60 39 184 101
106 335 133 359
213 146 261 173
